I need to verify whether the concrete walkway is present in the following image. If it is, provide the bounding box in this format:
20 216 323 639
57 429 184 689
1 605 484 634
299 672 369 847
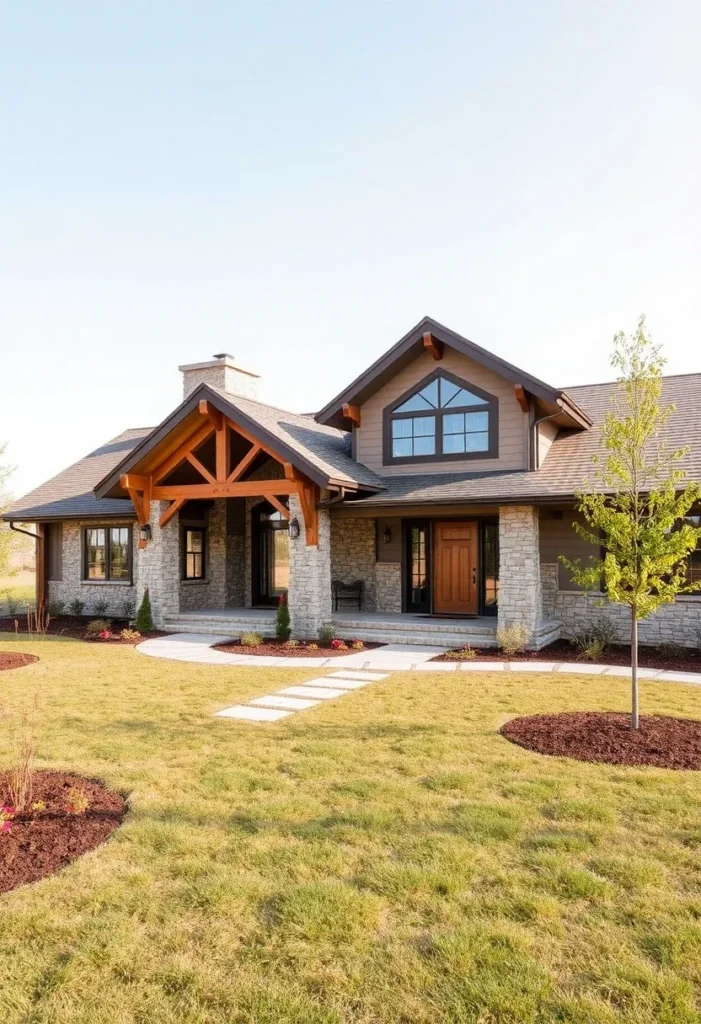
136 633 701 686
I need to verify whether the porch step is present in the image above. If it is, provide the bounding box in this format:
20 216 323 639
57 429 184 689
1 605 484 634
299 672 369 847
330 615 497 636
163 614 276 638
332 628 497 648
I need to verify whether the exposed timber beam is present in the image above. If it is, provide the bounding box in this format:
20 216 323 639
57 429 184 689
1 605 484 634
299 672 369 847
342 403 361 427
422 332 444 360
267 494 291 520
152 423 215 484
227 443 262 483
514 384 530 413
152 481 297 500
215 421 230 482
186 452 217 485
159 498 186 529
292 468 319 546
223 416 284 466
199 399 224 431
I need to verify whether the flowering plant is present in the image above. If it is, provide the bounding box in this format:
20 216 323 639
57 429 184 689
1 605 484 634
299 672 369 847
99 630 113 640
66 787 90 815
351 639 365 651
1 805 15 834
330 639 348 650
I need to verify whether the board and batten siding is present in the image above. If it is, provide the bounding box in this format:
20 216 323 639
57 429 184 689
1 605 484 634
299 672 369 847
355 348 529 475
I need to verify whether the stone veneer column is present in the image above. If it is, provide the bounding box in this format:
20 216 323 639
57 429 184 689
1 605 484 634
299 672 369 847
497 505 543 637
135 500 180 627
287 492 332 639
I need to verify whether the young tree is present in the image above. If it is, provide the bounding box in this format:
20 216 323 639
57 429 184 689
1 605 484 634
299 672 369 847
562 316 701 729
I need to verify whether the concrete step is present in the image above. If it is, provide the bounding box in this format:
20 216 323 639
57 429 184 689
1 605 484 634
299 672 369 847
164 618 276 637
330 627 497 648
330 616 497 636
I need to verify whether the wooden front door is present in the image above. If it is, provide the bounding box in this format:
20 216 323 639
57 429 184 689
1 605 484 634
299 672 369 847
433 521 479 615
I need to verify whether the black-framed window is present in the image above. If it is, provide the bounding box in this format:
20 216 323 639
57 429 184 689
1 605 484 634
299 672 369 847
83 526 132 581
384 370 498 465
183 528 206 580
683 515 701 587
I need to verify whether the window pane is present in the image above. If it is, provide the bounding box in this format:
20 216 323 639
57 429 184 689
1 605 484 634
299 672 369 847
443 433 466 454
466 431 489 452
87 529 106 580
109 527 130 580
413 416 435 437
414 435 435 456
465 411 489 432
443 413 465 433
392 438 412 458
419 379 439 408
392 418 413 439
187 530 203 553
443 386 484 408
395 393 434 413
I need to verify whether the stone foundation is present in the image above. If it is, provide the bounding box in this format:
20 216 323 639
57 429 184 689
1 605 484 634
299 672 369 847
288 493 332 638
375 563 402 613
498 505 543 638
137 502 180 626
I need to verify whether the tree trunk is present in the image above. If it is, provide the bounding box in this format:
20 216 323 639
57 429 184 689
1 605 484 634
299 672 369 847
631 607 639 730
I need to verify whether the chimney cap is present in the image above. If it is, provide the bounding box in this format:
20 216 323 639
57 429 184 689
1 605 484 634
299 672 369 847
213 352 234 360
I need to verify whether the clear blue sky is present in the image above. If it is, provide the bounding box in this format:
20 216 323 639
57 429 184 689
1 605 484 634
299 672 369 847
2 2 700 497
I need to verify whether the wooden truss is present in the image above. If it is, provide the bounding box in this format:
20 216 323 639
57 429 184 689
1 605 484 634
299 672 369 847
120 400 320 545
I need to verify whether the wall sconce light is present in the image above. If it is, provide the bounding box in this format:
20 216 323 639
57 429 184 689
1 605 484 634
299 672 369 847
289 517 300 540
383 526 392 545
140 523 152 544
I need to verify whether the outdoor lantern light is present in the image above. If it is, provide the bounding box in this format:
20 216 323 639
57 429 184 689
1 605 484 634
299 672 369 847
383 526 392 544
140 523 152 544
289 517 300 540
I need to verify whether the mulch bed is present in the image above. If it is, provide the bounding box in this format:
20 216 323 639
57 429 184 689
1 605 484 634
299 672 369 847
501 711 701 770
433 639 701 674
214 639 385 658
0 652 38 671
0 770 127 893
0 616 167 645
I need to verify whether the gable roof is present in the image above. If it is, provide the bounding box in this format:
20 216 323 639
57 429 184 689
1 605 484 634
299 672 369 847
315 316 592 430
2 429 152 521
334 373 701 508
94 382 385 500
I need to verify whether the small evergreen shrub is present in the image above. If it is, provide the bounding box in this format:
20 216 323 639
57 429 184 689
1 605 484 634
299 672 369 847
85 618 111 638
120 595 136 619
240 631 263 647
496 623 531 657
135 589 154 633
318 624 336 647
47 599 65 617
68 598 85 617
570 618 618 654
92 598 109 617
275 595 291 641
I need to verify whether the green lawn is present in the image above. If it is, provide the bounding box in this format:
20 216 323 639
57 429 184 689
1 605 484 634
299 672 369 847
0 570 36 615
2 638 701 1023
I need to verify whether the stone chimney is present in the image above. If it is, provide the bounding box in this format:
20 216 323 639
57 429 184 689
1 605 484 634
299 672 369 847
179 353 261 401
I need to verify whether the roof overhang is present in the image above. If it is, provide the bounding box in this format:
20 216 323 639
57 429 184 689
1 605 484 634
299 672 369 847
315 316 592 431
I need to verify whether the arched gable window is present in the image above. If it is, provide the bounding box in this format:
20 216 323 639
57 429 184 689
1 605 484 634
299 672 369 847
383 370 498 464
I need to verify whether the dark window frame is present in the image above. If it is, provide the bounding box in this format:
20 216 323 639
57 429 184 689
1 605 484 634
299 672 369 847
81 524 133 583
383 368 499 466
182 526 207 581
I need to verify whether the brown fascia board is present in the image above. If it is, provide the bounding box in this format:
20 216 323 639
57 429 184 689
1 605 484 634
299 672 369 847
94 384 335 498
315 316 591 430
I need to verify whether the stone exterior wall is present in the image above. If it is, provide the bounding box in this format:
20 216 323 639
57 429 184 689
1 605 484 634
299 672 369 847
497 505 543 635
330 519 377 611
136 501 180 626
244 460 285 607
541 563 701 648
181 360 260 401
375 563 402 613
46 520 139 618
288 492 332 638
179 500 227 610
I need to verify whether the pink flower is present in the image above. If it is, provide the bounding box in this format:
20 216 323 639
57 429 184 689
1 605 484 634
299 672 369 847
0 821 11 834
330 638 342 649
99 630 113 640
1 805 15 818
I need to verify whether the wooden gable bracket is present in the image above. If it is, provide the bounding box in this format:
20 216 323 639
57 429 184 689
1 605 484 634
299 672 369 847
292 468 320 546
342 403 361 428
514 384 530 414
423 332 444 361
121 473 151 527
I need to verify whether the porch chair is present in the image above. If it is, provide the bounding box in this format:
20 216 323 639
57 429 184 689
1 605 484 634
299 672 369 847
332 579 364 612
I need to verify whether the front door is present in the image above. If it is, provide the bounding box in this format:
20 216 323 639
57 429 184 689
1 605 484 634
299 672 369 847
433 521 478 615
252 501 290 606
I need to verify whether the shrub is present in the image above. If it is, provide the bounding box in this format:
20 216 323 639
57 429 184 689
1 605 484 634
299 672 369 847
1 696 40 813
47 599 65 617
307 642 319 651
445 645 477 661
66 787 90 815
135 589 154 633
120 595 136 620
4 590 20 616
497 623 531 657
581 637 605 662
120 628 141 642
570 617 618 653
68 598 85 617
330 638 347 650
240 631 263 647
275 594 291 641
318 624 336 647
351 639 365 651
85 618 111 638
92 598 109 617
285 639 300 648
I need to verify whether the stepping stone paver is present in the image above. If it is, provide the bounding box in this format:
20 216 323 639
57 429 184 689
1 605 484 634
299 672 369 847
297 675 371 690
328 670 389 681
250 695 321 710
277 685 348 699
216 705 292 722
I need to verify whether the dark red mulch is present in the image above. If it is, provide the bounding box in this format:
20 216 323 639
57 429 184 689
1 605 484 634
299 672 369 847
0 652 38 671
0 770 127 893
214 639 385 658
501 711 701 770
0 616 167 645
433 639 701 674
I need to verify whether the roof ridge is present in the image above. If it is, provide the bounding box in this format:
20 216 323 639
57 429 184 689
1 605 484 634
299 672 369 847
562 371 701 391
208 385 346 435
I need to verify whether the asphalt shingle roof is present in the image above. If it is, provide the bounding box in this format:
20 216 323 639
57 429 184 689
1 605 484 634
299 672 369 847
3 429 152 521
